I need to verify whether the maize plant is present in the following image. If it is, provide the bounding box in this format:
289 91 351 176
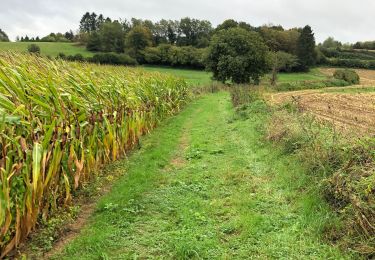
0 53 188 257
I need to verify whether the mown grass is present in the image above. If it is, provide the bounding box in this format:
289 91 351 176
264 68 328 83
52 92 351 259
0 42 93 57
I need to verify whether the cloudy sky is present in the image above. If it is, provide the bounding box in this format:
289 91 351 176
1 0 374 43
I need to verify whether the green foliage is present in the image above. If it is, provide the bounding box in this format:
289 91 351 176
100 21 125 53
321 37 342 49
177 17 213 47
296 25 317 71
0 29 9 42
125 25 153 62
86 21 125 53
333 69 360 84
353 40 375 50
40 32 70 42
86 32 102 51
142 66 213 86
27 44 41 54
206 27 268 84
266 110 375 256
89 53 137 65
259 27 300 54
275 79 349 91
144 44 206 69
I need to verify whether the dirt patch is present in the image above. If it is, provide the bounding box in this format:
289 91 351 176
43 203 96 259
269 91 375 136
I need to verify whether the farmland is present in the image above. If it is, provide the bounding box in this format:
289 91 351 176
0 53 187 257
269 68 375 135
0 48 373 258
0 42 93 57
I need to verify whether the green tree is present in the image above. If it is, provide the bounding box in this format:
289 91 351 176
126 25 152 62
86 32 102 51
27 44 41 54
0 29 9 42
100 21 125 53
322 37 342 49
215 19 239 31
267 51 299 85
206 28 268 84
296 25 317 71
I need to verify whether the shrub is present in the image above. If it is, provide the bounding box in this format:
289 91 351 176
90 53 137 66
27 44 41 54
333 69 360 84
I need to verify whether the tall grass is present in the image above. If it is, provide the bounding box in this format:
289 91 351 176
0 53 188 257
266 106 375 257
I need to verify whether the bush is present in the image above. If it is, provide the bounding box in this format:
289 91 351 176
28 44 41 54
89 53 137 66
143 44 206 69
333 69 360 84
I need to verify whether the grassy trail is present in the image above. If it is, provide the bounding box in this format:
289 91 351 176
53 92 349 259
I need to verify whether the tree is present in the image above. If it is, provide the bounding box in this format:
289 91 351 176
126 25 152 62
79 12 98 33
86 32 102 51
267 51 299 85
64 30 74 41
28 44 41 54
100 21 125 52
177 18 213 47
0 29 9 42
215 19 239 31
322 37 342 49
296 25 317 71
206 28 268 84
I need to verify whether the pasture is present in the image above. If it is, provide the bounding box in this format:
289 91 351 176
0 42 93 57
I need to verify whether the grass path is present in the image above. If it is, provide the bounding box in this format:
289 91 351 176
53 92 350 259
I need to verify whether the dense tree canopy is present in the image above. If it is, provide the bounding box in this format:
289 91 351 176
206 28 268 84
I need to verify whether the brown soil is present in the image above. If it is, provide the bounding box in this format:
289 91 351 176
268 69 375 135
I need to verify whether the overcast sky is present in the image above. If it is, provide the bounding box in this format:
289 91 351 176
1 0 374 43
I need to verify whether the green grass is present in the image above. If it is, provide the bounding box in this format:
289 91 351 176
323 85 375 93
0 42 93 57
51 92 353 259
143 66 328 87
143 66 213 86
273 68 327 83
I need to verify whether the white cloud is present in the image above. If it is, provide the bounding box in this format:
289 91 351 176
0 0 374 43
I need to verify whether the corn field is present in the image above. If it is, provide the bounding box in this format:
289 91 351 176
0 53 188 257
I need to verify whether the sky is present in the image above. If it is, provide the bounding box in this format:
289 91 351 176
1 0 374 43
